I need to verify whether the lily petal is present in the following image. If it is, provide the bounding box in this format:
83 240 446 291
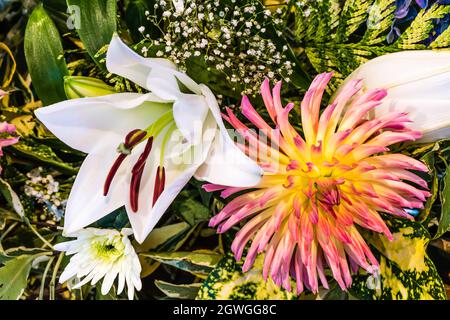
377 98 450 142
194 85 263 187
107 35 201 96
126 115 216 243
172 94 209 145
63 147 128 235
35 93 171 153
106 34 177 90
349 50 450 91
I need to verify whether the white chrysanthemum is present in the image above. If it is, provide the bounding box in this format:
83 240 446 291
55 228 142 300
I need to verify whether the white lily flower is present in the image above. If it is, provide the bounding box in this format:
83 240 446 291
342 50 450 143
55 228 141 300
35 35 262 243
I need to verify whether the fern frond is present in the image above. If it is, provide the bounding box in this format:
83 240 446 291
296 0 341 42
430 24 450 48
362 0 396 45
336 0 372 41
397 3 450 49
293 0 450 91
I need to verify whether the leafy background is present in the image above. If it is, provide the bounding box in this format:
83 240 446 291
0 0 448 300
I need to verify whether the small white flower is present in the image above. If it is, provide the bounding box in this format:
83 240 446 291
55 228 142 300
172 0 184 14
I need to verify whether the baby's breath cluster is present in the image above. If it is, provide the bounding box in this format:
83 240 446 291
140 0 294 95
24 167 67 221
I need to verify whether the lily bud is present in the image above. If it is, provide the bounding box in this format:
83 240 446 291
64 76 116 99
341 51 450 143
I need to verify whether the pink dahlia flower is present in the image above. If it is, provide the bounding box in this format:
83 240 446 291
205 73 430 294
0 122 18 156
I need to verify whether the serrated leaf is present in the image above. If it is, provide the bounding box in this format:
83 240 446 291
66 0 117 65
430 24 450 48
0 178 24 218
295 0 396 90
155 280 202 299
24 4 68 105
141 250 223 276
0 255 35 300
396 3 450 49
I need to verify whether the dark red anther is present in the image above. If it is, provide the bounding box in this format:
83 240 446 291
153 166 166 206
104 153 127 196
129 137 154 212
130 165 144 212
124 129 141 146
104 129 147 197
126 130 147 148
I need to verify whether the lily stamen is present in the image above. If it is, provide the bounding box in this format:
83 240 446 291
153 166 166 206
130 137 154 212
104 129 147 196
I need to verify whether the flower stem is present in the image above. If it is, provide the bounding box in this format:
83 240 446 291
49 252 64 300
39 256 55 300
25 218 55 250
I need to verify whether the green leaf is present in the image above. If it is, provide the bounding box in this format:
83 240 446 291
124 0 161 42
0 208 20 231
10 139 77 174
173 192 211 226
155 280 202 299
24 4 68 105
436 164 450 238
142 250 223 276
197 253 299 300
419 143 440 222
136 222 194 278
350 217 446 300
0 255 35 300
92 206 129 229
0 178 24 218
66 0 117 65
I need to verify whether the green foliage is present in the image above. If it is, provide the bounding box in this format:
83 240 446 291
66 0 117 66
10 139 78 174
403 139 450 236
155 280 202 299
293 0 450 90
24 4 68 105
350 217 446 300
142 250 223 277
437 164 450 238
0 177 25 218
137 222 197 278
398 3 450 49
172 190 211 226
0 255 36 299
197 254 299 300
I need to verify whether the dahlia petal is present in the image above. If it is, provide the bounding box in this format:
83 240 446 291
207 74 430 294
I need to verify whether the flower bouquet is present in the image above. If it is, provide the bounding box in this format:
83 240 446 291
0 0 449 301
